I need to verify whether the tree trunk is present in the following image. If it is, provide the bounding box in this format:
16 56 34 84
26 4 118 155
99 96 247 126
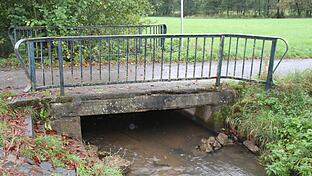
243 0 247 15
267 0 270 16
277 0 281 18
258 0 261 16
295 2 301 16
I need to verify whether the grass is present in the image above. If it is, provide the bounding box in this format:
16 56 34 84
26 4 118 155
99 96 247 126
221 69 312 176
0 121 8 146
148 17 312 59
20 135 122 175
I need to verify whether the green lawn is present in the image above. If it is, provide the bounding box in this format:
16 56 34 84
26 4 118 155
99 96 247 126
148 17 312 59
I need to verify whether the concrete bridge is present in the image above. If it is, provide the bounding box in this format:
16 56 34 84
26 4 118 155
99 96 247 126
46 81 235 139
9 25 289 139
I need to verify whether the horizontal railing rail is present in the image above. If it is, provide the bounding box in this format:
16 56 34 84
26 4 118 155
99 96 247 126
9 24 167 46
14 33 288 95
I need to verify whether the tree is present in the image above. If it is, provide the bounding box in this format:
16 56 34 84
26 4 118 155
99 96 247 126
202 0 222 15
150 0 175 16
148 0 312 17
0 0 151 57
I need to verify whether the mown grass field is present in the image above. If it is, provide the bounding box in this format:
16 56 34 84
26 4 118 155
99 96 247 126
148 17 312 59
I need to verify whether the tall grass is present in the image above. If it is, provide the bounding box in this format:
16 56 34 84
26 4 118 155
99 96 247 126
223 69 312 176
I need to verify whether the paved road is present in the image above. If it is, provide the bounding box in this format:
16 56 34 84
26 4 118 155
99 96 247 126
1 59 312 93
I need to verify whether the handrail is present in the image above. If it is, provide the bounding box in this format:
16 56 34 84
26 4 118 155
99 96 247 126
14 33 288 95
8 26 15 46
273 37 289 73
14 33 285 42
9 24 167 46
11 24 167 29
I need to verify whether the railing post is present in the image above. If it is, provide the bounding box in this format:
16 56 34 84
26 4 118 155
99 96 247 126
162 24 167 34
216 36 225 87
160 25 166 50
266 39 277 92
57 41 65 96
139 26 143 51
27 41 36 91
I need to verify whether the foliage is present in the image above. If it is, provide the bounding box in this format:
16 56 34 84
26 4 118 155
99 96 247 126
0 0 151 57
149 0 312 18
3 0 150 27
0 54 20 68
150 0 175 16
222 69 312 175
77 163 122 176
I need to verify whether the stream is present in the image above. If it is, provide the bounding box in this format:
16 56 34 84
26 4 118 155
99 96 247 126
82 110 266 176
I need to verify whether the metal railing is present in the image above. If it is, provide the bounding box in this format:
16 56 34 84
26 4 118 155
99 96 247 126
14 34 288 95
9 24 167 46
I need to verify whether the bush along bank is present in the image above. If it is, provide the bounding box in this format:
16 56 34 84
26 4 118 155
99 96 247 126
221 69 312 176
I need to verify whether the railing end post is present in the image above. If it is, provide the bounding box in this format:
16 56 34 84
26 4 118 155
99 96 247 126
27 41 36 91
58 41 65 96
266 39 277 93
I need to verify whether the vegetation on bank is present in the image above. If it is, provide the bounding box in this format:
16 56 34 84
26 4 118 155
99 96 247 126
150 17 312 59
222 69 312 176
0 92 123 175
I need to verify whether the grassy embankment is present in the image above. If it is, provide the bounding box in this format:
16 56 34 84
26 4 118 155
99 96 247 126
219 69 312 176
149 17 312 59
0 92 123 175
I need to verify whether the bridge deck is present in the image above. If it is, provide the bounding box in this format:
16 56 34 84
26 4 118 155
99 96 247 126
8 79 216 104
65 79 215 97
2 59 311 95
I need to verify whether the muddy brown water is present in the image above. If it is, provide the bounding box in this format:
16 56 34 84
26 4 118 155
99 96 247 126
82 110 266 176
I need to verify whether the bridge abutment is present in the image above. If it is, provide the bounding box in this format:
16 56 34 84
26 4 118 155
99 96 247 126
51 116 82 140
181 105 225 133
